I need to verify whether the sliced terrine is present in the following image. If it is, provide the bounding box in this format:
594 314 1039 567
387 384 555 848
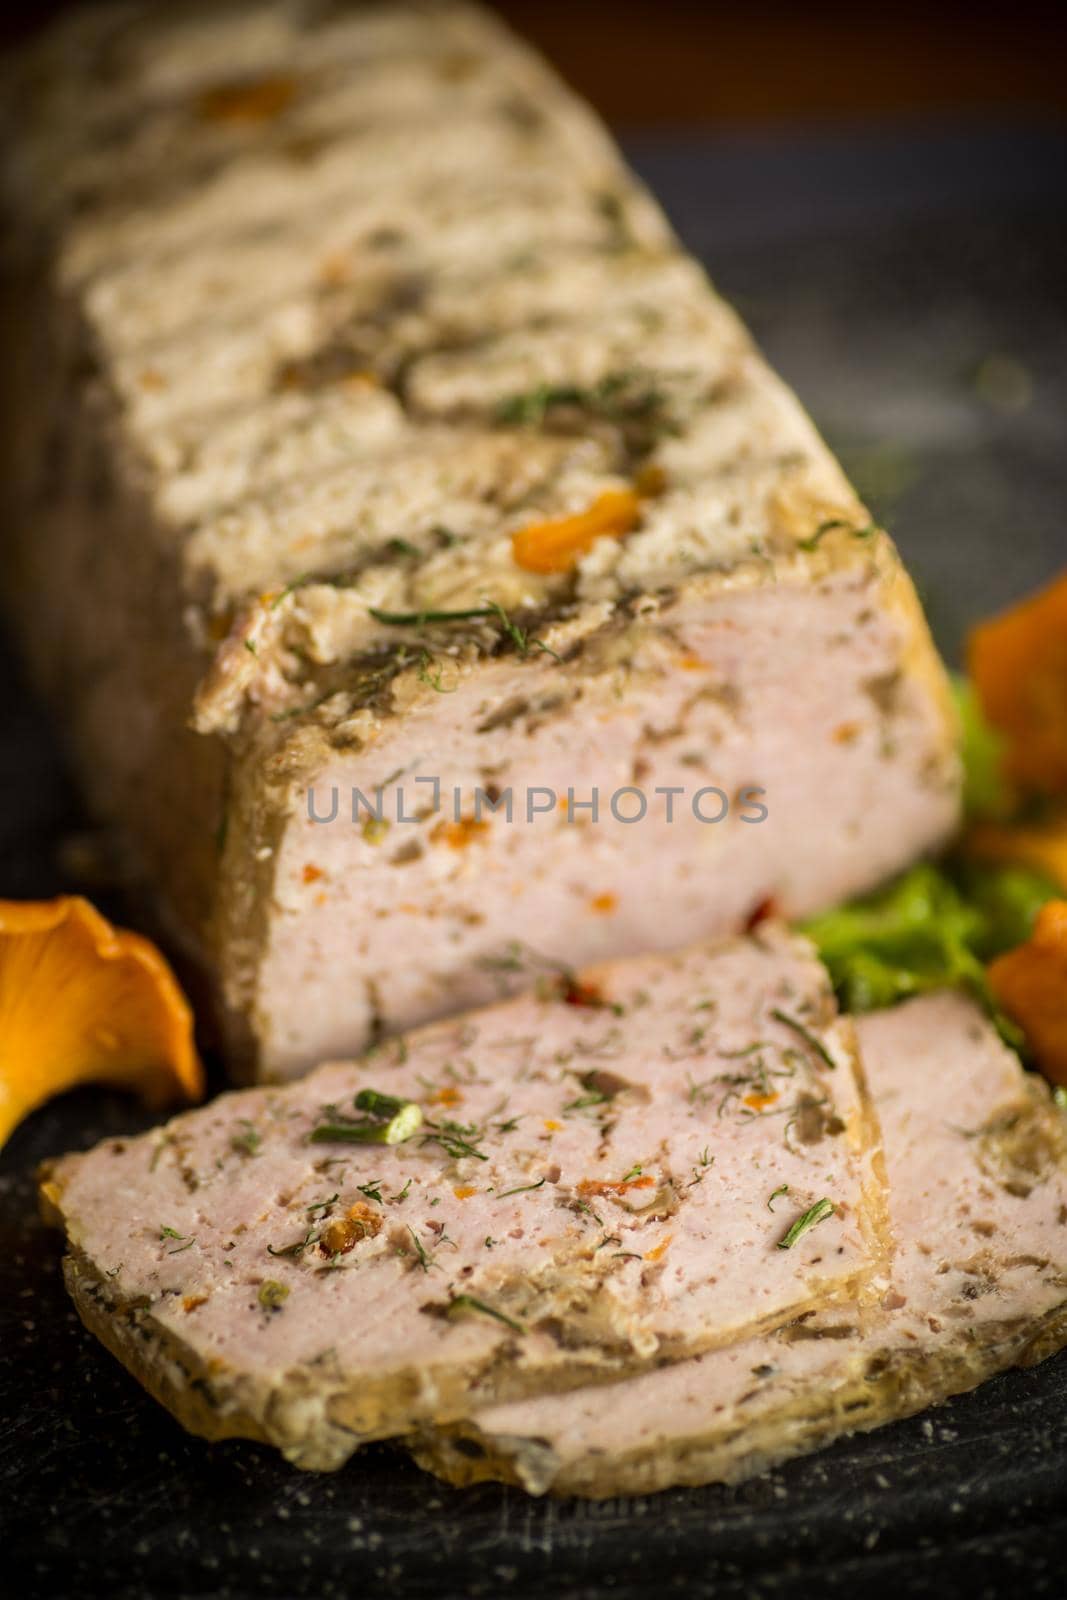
38 929 888 1469
413 991 1067 1495
1 1 959 1078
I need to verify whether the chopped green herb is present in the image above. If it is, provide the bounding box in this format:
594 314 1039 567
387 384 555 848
717 1041 773 1060
267 1227 315 1258
446 1294 526 1335
564 1092 606 1113
270 574 309 609
797 519 877 552
355 1180 384 1205
230 1120 262 1158
396 1178 413 1201
159 1227 196 1254
416 650 456 693
258 1280 290 1310
770 1008 837 1072
686 1073 715 1106
777 1198 835 1250
305 1194 339 1216
493 371 672 441
767 1184 790 1211
498 1176 546 1198
494 382 583 425
564 1069 613 1113
482 600 561 662
422 1119 487 1162
370 601 559 663
621 1163 643 1183
370 604 499 626
310 1091 423 1146
687 1147 715 1187
386 537 420 559
355 1089 413 1120
408 1227 432 1272
269 689 338 723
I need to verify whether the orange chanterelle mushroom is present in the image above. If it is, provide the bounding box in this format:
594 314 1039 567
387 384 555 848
988 900 1067 1087
968 569 1067 797
0 896 204 1147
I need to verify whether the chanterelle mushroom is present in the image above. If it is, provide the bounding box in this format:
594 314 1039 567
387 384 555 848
0 896 204 1147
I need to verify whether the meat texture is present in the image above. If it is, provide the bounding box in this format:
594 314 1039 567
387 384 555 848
412 991 1067 1495
38 929 887 1469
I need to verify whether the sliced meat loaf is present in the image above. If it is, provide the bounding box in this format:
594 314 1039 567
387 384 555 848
1 1 959 1079
413 991 1067 1495
38 928 887 1469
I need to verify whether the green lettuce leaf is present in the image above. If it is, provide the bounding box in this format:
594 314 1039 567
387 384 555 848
952 672 1014 822
799 860 1058 1051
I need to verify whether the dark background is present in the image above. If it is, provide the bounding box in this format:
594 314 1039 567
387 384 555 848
2 4 1067 1598
4 1 1067 126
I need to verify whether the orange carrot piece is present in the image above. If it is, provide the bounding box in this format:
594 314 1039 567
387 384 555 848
511 488 640 575
197 75 297 125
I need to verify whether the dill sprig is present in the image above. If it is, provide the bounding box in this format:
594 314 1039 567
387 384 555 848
408 1227 432 1272
777 1197 835 1250
421 1118 488 1162
446 1294 526 1335
267 1227 316 1259
370 604 499 626
370 600 560 662
497 1176 546 1198
159 1227 196 1255
770 1008 837 1072
230 1119 262 1157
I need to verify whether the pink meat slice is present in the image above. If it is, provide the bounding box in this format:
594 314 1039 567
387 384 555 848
39 927 885 1468
413 991 1067 1495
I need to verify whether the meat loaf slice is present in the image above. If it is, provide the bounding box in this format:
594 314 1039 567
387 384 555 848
1 1 959 1081
413 992 1067 1496
38 929 887 1470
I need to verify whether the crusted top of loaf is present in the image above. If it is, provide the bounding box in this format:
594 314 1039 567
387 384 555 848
0 0 901 745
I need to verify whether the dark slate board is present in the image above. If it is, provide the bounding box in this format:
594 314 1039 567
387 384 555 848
2 125 1067 1600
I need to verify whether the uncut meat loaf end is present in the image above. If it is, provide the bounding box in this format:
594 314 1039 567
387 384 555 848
1 1 959 1078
